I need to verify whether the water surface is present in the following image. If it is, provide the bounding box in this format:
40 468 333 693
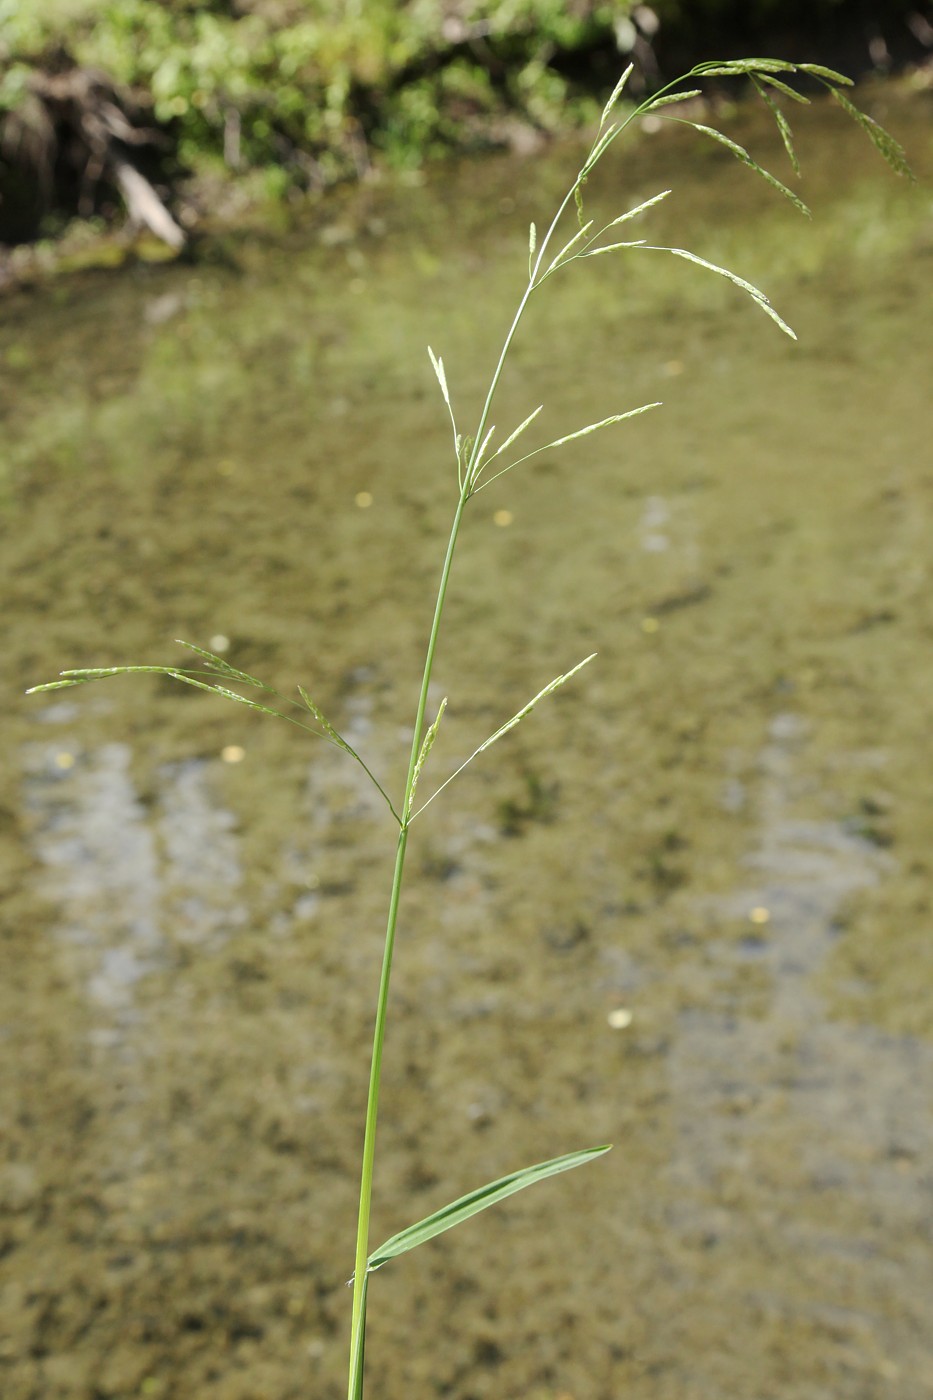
2 86 932 1400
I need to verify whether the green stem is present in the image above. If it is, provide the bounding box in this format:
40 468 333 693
344 126 633 1387
464 134 622 491
347 821 407 1389
346 487 468 1399
345 157 583 1389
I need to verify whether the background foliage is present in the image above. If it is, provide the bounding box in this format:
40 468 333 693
0 0 928 235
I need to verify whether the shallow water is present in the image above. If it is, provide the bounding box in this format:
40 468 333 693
2 86 932 1400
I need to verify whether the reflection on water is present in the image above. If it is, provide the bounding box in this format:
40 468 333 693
671 714 930 1318
23 717 244 1032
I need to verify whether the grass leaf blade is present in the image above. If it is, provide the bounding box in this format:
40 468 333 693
409 697 447 808
209 686 288 720
26 677 95 693
410 654 601 819
548 408 655 449
472 402 660 494
367 1146 611 1272
830 88 913 179
428 345 461 466
672 118 810 215
60 665 187 678
574 178 586 227
298 685 400 823
298 685 355 749
174 639 266 687
759 73 810 104
427 345 450 407
473 424 496 473
605 189 671 229
752 76 800 173
641 245 797 339
694 58 798 76
492 405 543 461
543 220 594 277
476 653 596 754
580 239 646 258
581 124 617 177
644 90 702 111
797 62 853 85
600 62 633 127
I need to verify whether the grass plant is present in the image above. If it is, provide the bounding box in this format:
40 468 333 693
28 57 909 1400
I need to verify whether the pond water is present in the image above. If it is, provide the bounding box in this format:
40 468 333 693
2 85 932 1400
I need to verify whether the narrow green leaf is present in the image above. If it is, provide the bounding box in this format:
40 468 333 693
605 189 671 228
473 424 496 472
428 346 461 469
427 346 450 407
58 665 279 710
695 58 797 76
752 76 799 173
549 415 639 449
162 671 229 697
367 1146 611 1272
409 696 446 808
830 88 913 179
174 639 265 687
60 665 179 677
693 64 765 78
759 73 810 105
599 62 633 127
685 119 751 163
298 685 400 822
753 165 809 216
410 652 609 818
528 403 658 456
742 59 798 73
476 653 596 754
298 685 349 748
645 90 702 111
747 59 799 73
459 433 475 478
581 123 617 176
491 405 543 461
644 245 797 339
668 119 810 216
26 678 92 693
582 238 646 257
574 179 586 228
797 62 853 85
543 219 594 276
470 401 661 495
28 662 272 708
31 660 399 820
42 665 244 697
56 661 283 720
209 686 286 721
155 671 286 710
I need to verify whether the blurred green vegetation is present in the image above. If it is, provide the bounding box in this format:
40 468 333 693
0 0 926 236
0 1 630 190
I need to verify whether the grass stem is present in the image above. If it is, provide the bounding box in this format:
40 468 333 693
346 486 469 1397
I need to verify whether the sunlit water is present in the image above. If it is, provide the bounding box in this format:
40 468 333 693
2 86 932 1400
